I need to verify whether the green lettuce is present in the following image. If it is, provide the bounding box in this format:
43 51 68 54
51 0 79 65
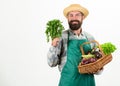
100 42 117 55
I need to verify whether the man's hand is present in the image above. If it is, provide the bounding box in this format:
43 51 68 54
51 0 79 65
88 67 104 74
94 67 104 75
52 38 60 47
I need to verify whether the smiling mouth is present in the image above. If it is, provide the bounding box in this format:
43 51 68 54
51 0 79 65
72 22 78 24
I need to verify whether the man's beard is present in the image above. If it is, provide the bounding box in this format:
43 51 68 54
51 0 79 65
68 20 82 30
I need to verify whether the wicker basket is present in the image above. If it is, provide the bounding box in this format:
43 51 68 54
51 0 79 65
78 40 112 74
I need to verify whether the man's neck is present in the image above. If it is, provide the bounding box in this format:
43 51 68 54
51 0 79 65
72 28 82 36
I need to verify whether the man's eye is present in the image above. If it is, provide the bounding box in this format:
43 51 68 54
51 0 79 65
76 14 81 16
69 14 73 17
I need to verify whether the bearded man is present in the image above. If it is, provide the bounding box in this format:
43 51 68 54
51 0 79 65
47 4 102 86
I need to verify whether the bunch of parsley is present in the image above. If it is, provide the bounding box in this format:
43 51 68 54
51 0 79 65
45 19 64 42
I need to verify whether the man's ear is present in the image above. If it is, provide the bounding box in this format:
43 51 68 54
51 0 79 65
82 15 85 20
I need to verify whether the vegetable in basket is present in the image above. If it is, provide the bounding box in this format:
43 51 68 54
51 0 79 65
81 42 117 65
45 19 65 42
100 42 117 55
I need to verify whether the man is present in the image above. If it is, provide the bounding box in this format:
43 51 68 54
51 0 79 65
47 4 102 86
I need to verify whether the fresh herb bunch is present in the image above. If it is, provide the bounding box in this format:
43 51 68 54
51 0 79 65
101 42 117 55
45 19 64 42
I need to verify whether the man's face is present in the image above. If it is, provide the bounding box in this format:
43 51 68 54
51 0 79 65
67 11 84 30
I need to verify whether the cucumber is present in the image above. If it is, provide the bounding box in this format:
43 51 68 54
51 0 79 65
82 54 95 58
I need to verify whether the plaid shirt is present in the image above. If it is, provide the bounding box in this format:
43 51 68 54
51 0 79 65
47 29 96 72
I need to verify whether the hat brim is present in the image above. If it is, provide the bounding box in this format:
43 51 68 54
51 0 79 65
63 4 89 18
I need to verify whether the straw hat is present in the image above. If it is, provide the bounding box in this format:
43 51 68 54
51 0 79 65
63 4 89 18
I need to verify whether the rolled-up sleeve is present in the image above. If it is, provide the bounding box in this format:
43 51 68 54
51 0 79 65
47 40 62 67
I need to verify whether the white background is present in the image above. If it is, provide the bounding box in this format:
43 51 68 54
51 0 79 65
0 0 120 86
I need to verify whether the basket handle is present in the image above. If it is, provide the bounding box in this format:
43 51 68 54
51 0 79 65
80 40 104 55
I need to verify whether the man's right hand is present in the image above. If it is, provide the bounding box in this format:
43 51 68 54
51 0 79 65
51 38 60 47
